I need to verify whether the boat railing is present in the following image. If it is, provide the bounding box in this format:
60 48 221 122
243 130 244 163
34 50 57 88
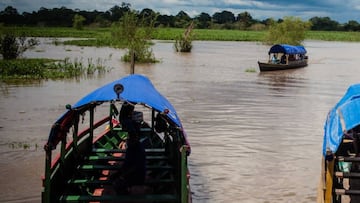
42 109 113 203
181 145 191 203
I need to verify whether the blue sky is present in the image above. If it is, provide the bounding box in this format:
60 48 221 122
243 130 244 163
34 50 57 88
0 0 359 23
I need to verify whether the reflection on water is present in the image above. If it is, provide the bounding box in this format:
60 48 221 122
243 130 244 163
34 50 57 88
1 39 360 202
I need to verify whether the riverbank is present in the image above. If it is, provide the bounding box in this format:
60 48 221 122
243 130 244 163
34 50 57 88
3 26 360 46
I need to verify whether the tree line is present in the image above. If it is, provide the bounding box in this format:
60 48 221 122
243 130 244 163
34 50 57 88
1 2 360 31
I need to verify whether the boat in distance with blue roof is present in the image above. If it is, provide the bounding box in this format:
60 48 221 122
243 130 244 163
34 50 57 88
258 44 308 71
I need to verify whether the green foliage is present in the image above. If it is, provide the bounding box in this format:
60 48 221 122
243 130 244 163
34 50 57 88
245 68 257 73
306 31 360 41
73 14 86 30
0 31 38 59
174 22 194 52
0 58 108 79
8 141 38 150
112 10 158 63
1 5 359 31
2 26 360 46
264 16 312 45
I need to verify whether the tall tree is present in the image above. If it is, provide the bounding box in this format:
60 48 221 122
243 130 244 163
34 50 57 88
112 10 157 66
0 6 23 25
139 8 157 26
236 11 253 28
174 11 191 28
195 12 211 29
264 16 311 45
309 16 340 31
156 14 175 27
73 14 86 30
344 20 360 31
109 2 131 21
212 10 235 24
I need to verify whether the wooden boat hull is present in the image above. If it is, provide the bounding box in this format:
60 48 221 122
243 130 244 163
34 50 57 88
42 74 191 203
258 59 308 72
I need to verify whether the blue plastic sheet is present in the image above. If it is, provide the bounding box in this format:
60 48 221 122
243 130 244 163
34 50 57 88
47 74 185 149
268 44 307 55
323 84 360 156
73 74 181 127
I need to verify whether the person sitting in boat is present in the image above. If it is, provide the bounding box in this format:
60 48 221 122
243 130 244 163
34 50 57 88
112 129 146 194
280 54 287 64
299 54 304 60
271 54 278 64
288 54 295 61
119 102 139 134
113 102 146 194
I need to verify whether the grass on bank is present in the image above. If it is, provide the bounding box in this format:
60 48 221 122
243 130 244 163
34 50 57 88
0 58 109 80
3 26 360 46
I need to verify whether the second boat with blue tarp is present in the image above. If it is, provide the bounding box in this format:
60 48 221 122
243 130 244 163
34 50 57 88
318 83 360 203
258 44 308 71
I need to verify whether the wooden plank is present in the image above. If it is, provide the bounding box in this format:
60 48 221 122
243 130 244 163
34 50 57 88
337 156 360 162
335 172 360 178
79 164 172 170
335 189 360 195
87 155 168 161
92 148 165 154
59 194 177 202
68 178 174 185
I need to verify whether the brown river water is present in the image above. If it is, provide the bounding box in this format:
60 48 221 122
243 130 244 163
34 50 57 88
1 39 360 202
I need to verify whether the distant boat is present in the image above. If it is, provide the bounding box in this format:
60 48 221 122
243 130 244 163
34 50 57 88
258 44 308 72
42 74 192 203
318 83 360 203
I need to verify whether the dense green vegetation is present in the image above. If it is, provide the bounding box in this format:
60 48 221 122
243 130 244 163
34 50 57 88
306 31 360 42
264 17 311 45
112 10 157 63
1 3 360 31
174 22 194 52
2 26 360 43
0 58 108 80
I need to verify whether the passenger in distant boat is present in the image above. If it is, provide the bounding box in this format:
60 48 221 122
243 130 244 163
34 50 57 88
280 54 286 64
271 54 278 64
299 54 304 60
288 54 295 61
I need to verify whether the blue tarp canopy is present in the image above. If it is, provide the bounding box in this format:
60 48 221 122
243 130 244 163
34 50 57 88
323 83 360 156
47 74 185 149
73 74 182 127
268 44 307 55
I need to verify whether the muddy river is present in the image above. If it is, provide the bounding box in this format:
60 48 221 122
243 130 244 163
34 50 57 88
1 39 360 202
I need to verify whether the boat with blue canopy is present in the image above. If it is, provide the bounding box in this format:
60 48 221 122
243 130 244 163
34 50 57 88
42 74 192 203
258 44 308 71
318 83 360 203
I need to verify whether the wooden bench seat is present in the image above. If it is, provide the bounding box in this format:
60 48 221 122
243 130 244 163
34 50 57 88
68 178 174 185
79 164 173 171
335 171 360 178
59 194 177 202
92 148 165 154
86 155 168 161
